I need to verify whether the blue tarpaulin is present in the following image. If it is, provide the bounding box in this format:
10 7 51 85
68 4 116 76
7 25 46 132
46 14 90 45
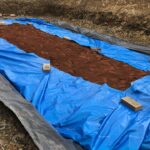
0 37 150 150
2 18 150 72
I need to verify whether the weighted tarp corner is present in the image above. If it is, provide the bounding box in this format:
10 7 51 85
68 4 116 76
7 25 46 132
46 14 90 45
2 18 150 72
0 37 150 150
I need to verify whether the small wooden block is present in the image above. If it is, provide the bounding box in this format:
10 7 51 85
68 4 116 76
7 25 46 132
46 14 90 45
63 36 71 40
121 97 143 111
91 48 100 51
42 64 51 72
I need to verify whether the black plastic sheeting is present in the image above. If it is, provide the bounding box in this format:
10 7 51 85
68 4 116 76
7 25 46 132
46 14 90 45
51 20 150 55
0 74 82 150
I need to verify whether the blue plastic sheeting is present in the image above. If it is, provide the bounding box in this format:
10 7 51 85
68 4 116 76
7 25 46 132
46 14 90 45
125 76 150 150
0 38 150 150
2 18 150 71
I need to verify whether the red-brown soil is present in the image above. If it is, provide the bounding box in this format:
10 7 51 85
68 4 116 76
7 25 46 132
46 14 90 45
0 24 148 90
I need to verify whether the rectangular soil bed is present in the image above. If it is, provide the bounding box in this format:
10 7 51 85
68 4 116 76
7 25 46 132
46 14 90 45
0 24 148 90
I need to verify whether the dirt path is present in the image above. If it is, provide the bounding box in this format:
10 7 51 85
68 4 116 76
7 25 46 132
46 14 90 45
0 24 148 90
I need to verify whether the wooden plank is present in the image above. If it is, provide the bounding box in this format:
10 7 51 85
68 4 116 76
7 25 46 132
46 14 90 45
121 96 143 111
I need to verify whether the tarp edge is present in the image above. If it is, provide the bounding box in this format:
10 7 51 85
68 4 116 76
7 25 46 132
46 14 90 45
51 19 150 55
0 74 80 150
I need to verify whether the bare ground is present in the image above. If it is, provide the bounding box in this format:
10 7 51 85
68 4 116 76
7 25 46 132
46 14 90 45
41 14 150 46
0 102 38 150
0 0 149 45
